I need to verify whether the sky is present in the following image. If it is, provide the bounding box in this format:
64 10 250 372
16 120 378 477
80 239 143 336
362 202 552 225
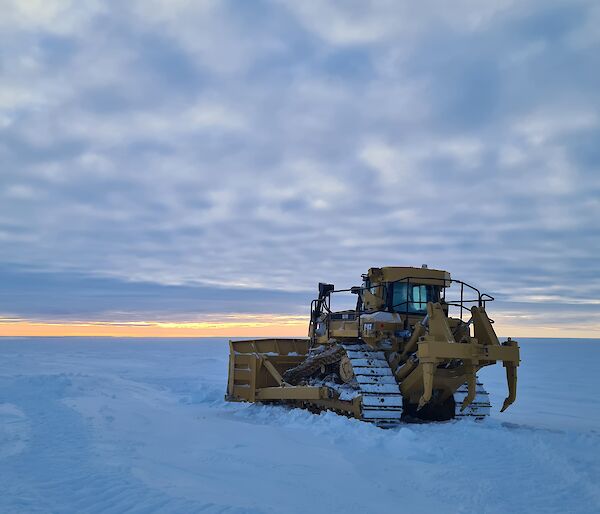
1 0 599 338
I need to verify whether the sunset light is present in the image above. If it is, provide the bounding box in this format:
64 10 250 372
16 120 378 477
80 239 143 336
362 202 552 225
0 315 308 338
1 314 597 339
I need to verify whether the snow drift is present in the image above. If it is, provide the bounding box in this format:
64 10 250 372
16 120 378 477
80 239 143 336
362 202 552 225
1 337 599 513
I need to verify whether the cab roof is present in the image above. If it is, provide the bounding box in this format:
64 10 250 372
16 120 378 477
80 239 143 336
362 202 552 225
366 266 451 287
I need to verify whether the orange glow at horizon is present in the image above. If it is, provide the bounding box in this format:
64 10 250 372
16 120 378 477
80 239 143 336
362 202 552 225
0 315 598 339
0 315 309 338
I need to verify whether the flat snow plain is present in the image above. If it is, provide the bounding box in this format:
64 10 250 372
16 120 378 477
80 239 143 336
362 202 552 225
1 337 599 514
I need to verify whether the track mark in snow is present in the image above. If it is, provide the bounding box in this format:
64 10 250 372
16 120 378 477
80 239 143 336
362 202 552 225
0 374 259 514
0 403 30 459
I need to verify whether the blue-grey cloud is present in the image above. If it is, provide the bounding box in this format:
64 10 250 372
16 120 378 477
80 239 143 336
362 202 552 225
0 265 310 321
0 0 598 332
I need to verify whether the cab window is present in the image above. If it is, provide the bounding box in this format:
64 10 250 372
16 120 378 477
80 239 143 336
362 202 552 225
391 283 439 314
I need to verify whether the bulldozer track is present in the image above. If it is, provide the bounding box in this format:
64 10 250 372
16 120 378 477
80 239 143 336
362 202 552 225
282 342 489 425
282 345 345 385
340 343 403 427
282 341 403 427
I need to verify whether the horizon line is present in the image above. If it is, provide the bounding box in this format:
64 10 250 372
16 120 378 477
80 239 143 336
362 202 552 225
1 335 599 341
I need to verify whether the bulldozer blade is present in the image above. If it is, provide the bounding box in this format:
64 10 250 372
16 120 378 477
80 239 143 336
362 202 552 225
460 365 477 412
500 362 517 412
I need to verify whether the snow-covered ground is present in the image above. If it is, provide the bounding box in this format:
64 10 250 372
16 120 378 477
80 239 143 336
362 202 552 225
1 337 599 514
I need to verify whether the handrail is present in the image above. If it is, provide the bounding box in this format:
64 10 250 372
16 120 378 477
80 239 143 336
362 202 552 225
316 276 494 322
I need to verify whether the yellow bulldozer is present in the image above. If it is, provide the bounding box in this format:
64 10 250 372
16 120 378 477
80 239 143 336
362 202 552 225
226 266 520 426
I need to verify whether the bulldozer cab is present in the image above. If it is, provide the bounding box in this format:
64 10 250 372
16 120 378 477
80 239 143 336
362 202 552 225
360 266 448 315
312 266 497 333
311 266 452 343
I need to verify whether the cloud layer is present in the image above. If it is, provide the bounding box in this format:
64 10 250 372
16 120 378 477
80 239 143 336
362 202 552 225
1 0 599 335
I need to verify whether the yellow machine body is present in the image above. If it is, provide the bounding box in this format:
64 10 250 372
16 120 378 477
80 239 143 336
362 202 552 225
226 266 520 426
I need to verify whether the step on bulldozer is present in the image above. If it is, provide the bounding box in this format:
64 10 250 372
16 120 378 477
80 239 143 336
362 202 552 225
226 266 520 427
